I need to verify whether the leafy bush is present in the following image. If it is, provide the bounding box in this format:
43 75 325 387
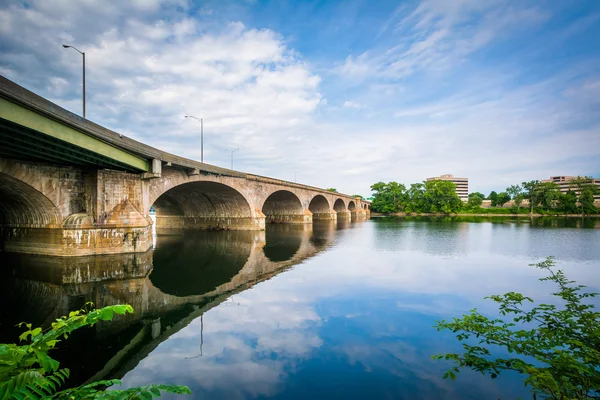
0 303 191 399
433 257 599 399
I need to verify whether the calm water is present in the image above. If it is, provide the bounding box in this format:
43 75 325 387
1 217 599 399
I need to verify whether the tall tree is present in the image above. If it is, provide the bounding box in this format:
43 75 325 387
537 182 561 210
506 184 523 212
370 181 407 213
406 182 425 212
521 180 541 215
495 192 511 207
467 192 485 208
559 190 578 214
569 176 599 215
423 180 463 213
487 191 498 205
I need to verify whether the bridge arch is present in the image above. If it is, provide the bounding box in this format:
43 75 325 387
0 173 62 228
262 190 304 224
333 198 346 212
309 195 330 213
348 200 356 211
151 181 260 231
309 194 335 221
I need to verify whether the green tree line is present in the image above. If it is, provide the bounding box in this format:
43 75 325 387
370 177 599 215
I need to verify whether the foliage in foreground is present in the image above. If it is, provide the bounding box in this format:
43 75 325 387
0 304 191 400
433 257 600 399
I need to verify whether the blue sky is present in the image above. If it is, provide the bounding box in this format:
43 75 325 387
1 0 599 195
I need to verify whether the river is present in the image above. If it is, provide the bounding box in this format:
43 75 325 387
1 216 599 399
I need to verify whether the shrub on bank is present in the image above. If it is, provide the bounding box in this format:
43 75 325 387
434 257 600 399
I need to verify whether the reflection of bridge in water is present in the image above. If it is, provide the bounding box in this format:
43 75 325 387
0 220 363 386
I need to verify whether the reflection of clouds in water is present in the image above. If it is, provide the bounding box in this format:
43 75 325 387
121 219 600 399
122 274 325 398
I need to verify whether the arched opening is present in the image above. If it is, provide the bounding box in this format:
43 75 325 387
333 198 346 212
0 173 61 228
151 181 257 232
348 201 356 211
150 230 254 297
0 173 62 254
262 190 304 224
334 198 350 220
309 195 333 221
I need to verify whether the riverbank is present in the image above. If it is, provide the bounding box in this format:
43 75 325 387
370 212 600 218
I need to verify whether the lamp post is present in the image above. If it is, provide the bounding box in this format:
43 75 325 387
184 115 204 163
226 148 239 170
62 45 85 119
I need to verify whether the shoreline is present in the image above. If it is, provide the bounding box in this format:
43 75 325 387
369 212 600 218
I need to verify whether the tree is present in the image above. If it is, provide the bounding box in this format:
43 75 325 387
522 180 541 215
537 182 561 211
406 182 425 212
326 188 338 193
495 192 511 208
580 186 599 214
0 303 191 399
433 257 599 399
370 181 407 213
487 191 498 204
352 194 364 199
559 190 578 214
570 176 599 215
467 192 485 208
423 180 463 213
506 184 524 212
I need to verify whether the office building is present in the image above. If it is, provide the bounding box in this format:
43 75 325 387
541 176 600 200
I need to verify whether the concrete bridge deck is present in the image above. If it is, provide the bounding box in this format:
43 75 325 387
0 75 370 256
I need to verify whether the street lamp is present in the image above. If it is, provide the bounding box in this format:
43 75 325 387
226 148 239 170
62 44 85 119
184 115 204 163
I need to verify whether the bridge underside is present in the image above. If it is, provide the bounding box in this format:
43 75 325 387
262 190 311 224
152 181 264 232
0 118 145 172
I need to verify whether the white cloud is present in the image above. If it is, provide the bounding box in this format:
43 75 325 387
0 1 322 179
343 100 364 109
0 0 598 197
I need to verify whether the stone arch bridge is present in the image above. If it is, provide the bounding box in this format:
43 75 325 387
0 76 369 256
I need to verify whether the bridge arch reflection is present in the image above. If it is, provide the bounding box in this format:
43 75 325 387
0 220 350 387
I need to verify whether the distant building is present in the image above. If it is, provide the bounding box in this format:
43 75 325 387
541 176 600 201
426 174 468 201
